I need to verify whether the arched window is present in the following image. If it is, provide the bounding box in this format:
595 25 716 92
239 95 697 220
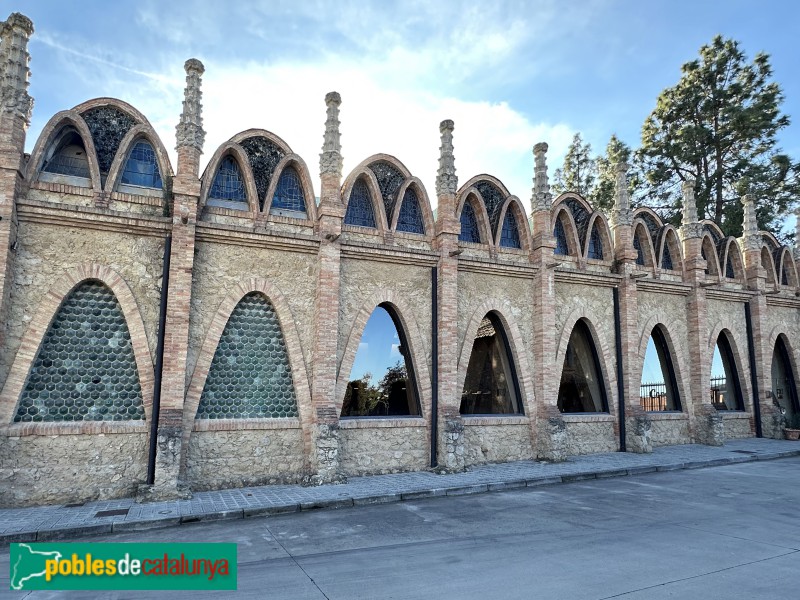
198 293 298 419
558 320 608 413
725 256 735 279
208 156 248 208
639 327 681 412
344 179 376 228
661 244 673 270
499 210 521 249
587 225 603 260
459 202 481 243
342 305 420 417
460 313 522 415
710 333 744 411
781 264 789 286
121 141 163 189
771 338 799 421
41 130 90 180
396 188 425 234
554 218 569 255
270 167 307 218
633 234 645 266
14 281 144 422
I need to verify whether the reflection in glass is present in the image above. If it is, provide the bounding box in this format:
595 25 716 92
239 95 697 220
710 334 744 410
558 320 608 413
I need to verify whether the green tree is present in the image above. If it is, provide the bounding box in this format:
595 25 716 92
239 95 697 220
638 35 799 236
590 134 637 213
552 133 596 197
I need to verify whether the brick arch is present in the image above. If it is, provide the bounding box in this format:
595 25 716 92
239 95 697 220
494 196 532 252
456 299 535 417
720 238 745 282
26 110 102 189
199 142 259 214
760 246 777 285
551 205 582 258
335 290 432 420
353 153 413 180
261 154 318 221
455 188 493 246
707 322 752 412
228 128 294 155
340 168 390 233
701 234 721 278
632 220 657 269
104 124 174 195
554 310 618 415
776 247 798 287
656 226 684 275
389 177 435 239
182 278 313 429
584 212 614 262
458 174 512 199
635 315 691 413
767 328 800 389
72 97 152 128
0 263 154 424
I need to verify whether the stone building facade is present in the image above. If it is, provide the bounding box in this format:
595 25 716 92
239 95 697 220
1 13 799 507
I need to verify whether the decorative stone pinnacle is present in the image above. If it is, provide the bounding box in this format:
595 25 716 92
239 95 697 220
175 57 205 153
611 161 632 227
320 91 343 177
0 12 34 126
680 179 703 239
435 119 457 197
531 142 551 212
741 193 761 250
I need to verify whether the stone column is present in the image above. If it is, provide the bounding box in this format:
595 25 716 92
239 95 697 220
309 91 345 483
740 193 779 437
0 13 33 379
611 163 650 452
681 181 722 444
433 119 465 470
147 59 206 499
529 143 567 461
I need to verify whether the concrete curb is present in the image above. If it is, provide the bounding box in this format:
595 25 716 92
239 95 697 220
3 447 800 547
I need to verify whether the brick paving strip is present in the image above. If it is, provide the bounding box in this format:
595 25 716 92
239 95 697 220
2 438 799 546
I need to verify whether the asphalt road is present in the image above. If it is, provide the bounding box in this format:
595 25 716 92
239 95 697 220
3 457 799 599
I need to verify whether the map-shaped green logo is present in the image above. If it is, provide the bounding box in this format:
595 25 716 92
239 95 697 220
10 543 63 590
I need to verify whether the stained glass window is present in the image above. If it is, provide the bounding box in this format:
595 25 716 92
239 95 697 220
121 141 162 189
459 202 481 243
634 235 645 266
587 226 603 260
662 243 673 270
499 210 521 249
726 256 735 279
209 156 247 206
14 281 144 422
270 167 307 217
554 218 568 255
344 179 376 228
396 188 425 234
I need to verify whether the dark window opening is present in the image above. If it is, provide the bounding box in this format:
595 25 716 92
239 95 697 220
661 244 673 270
771 338 799 421
459 202 481 243
209 156 248 208
344 179 377 228
121 141 162 189
725 256 735 279
342 305 420 417
42 131 91 179
588 225 603 260
499 210 521 248
554 218 569 255
633 234 645 266
460 313 522 415
710 334 744 411
639 327 681 412
270 166 307 218
558 320 609 413
781 265 789 286
396 188 425 234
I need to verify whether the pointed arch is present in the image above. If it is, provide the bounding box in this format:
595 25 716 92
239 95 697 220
633 207 664 238
458 175 513 238
456 188 493 246
341 169 388 232
760 246 777 285
584 213 613 261
200 143 259 213
390 177 435 237
0 264 154 425
336 290 432 420
709 328 746 411
701 233 721 277
656 226 683 273
555 193 593 250
26 110 102 189
632 220 656 268
551 205 581 257
719 238 744 281
770 333 800 420
72 97 150 128
105 124 173 194
702 220 725 244
636 323 684 412
636 315 690 414
556 318 611 413
776 247 798 287
494 196 531 251
457 300 534 418
227 128 293 155
262 154 317 221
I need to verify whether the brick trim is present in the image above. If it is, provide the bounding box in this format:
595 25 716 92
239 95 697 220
584 212 614 263
104 124 175 195
707 324 753 413
340 167 389 235
388 177 435 240
455 190 493 248
632 219 657 270
199 143 260 215
634 317 692 416
494 196 532 253
261 154 319 222
551 206 582 258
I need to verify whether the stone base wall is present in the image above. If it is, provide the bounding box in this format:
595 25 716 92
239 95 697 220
0 430 147 507
722 414 754 439
186 427 305 490
338 420 428 476
564 418 618 455
649 415 691 447
463 419 532 466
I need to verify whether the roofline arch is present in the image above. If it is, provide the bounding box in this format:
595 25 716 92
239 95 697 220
701 233 722 278
350 153 413 180
776 247 798 287
656 225 684 274
633 219 657 269
261 154 318 221
584 212 614 262
551 205 582 258
553 191 593 215
340 168 390 233
719 238 745 281
390 177 435 238
494 196 532 252
199 142 259 214
701 219 725 242
104 124 174 195
457 174 513 200
760 245 778 285
72 97 153 129
226 128 293 155
455 188 493 246
633 206 664 228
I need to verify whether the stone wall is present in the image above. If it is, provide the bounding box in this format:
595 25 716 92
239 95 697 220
338 420 429 475
649 415 691 447
564 418 618 455
462 419 532 466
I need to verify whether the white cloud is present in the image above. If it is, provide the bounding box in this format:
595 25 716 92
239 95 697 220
390 344 402 360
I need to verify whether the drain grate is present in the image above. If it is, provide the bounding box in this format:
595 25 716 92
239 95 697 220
95 508 130 518
731 450 757 454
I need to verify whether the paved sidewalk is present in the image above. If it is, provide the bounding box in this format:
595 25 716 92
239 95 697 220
2 438 799 546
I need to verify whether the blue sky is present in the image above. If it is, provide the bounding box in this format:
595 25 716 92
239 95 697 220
15 0 800 216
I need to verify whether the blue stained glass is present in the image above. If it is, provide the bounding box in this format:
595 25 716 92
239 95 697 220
345 179 376 228
662 244 673 270
209 156 247 203
500 210 521 248
396 188 425 234
121 141 162 189
554 218 568 255
588 226 603 260
270 167 307 216
459 202 481 243
634 235 645 266
726 256 735 279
